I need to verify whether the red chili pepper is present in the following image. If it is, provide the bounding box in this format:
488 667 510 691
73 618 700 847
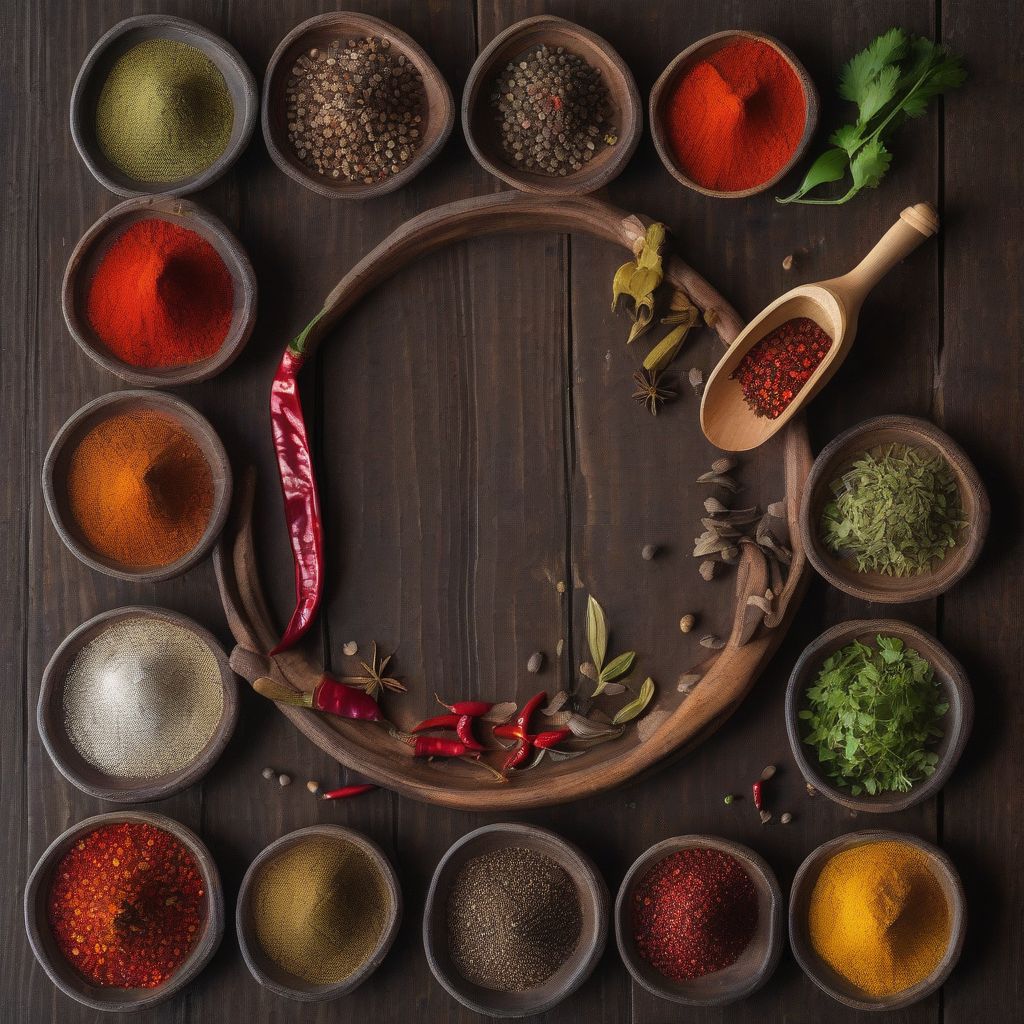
492 723 520 741
502 742 533 773
270 315 327 654
436 696 493 717
752 780 764 810
412 714 461 733
413 736 479 758
532 729 570 750
321 783 376 801
515 691 547 733
495 692 566 773
313 675 382 721
455 714 485 751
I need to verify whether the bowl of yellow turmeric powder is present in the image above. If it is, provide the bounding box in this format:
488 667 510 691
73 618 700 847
789 830 965 1010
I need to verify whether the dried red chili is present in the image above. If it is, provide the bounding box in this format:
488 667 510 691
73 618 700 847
632 847 758 981
435 696 493 718
321 783 377 801
492 691 569 773
412 736 479 758
253 674 382 721
730 316 832 419
48 822 206 989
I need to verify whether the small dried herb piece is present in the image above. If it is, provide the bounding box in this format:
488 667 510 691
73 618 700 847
341 641 406 699
821 444 965 576
798 634 947 795
612 678 655 725
632 369 676 416
612 223 666 343
643 294 699 373
585 595 637 697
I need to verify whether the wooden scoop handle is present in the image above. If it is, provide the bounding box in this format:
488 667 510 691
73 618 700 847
828 202 939 311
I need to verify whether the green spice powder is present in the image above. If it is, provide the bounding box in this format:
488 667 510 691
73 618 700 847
95 39 233 183
250 837 391 986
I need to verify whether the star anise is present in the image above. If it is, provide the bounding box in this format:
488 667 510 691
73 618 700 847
631 368 676 416
341 641 406 699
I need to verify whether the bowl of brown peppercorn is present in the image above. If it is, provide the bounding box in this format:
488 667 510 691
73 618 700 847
462 15 642 195
262 12 455 199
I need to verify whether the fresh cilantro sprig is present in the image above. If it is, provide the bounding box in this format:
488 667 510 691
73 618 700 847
798 635 948 795
778 29 965 205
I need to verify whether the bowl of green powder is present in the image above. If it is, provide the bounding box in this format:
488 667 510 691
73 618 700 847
237 825 402 1002
71 15 257 196
423 822 608 1018
800 415 989 603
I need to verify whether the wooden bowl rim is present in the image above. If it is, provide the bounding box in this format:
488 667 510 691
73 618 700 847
36 605 240 803
785 619 973 813
24 810 224 1012
69 14 257 198
61 195 258 387
788 829 967 1011
799 415 990 603
422 822 609 1017
235 824 402 1002
41 390 233 583
461 14 643 196
614 835 783 1006
260 11 455 200
648 29 819 199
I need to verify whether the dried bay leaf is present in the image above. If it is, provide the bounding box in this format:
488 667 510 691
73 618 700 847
586 595 608 671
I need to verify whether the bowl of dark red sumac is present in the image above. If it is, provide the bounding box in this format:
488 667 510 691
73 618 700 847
615 835 783 1006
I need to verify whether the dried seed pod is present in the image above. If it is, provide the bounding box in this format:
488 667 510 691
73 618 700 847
711 456 736 475
780 812 793 824
641 543 658 561
261 766 276 781
527 651 544 674
699 559 716 581
760 764 777 781
704 496 728 515
699 634 725 650
679 614 695 633
342 641 358 656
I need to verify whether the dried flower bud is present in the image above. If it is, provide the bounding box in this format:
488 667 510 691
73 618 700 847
527 651 544 674
679 614 696 633
699 559 716 581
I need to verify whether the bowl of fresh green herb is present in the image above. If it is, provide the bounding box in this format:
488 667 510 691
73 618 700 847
785 619 972 813
800 415 988 603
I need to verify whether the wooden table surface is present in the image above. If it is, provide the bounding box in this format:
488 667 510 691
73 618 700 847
3 1 1021 1021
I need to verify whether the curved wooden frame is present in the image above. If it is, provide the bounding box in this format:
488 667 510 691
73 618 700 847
216 192 812 810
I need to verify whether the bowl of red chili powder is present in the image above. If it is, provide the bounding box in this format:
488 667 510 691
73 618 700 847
650 31 818 198
615 835 783 1006
63 195 256 386
24 811 223 1011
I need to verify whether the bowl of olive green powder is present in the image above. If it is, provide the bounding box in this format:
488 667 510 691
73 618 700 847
71 15 257 196
424 823 608 1018
800 416 989 603
237 825 402 1002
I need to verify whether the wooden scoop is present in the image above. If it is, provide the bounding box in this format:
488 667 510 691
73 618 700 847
700 203 939 451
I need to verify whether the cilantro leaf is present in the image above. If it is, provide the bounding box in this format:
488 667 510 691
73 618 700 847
838 27 908 107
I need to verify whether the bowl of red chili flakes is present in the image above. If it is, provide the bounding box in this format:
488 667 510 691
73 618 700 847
24 811 224 1012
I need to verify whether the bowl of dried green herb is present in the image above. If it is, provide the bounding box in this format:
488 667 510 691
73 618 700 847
799 415 988 603
785 619 973 813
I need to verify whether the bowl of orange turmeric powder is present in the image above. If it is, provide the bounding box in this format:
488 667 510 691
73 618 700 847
42 390 232 582
649 31 819 199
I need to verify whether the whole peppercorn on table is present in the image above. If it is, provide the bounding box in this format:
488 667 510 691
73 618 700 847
4 1 1023 1022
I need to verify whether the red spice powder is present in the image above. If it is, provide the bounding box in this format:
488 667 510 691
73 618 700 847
86 218 233 369
632 847 758 981
731 316 832 419
48 821 206 989
664 38 806 192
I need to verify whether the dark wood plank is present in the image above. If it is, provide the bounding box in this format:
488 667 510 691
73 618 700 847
939 4 1024 1024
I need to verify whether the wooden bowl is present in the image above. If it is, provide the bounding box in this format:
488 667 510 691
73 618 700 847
24 811 224 1012
262 12 454 199
462 15 642 196
70 15 257 197
62 196 257 387
789 830 966 1011
649 31 818 198
236 825 402 1002
614 836 783 1006
800 416 989 602
423 823 609 1017
37 606 239 803
42 390 233 582
786 619 973 813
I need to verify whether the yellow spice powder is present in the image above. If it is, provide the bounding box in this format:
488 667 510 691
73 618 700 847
808 840 950 997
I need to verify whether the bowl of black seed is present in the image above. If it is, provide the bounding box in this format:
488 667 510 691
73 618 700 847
463 15 642 195
262 12 454 199
423 822 609 1018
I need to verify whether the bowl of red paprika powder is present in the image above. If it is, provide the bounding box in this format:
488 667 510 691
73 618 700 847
24 811 224 1012
62 194 257 387
649 31 818 198
614 835 783 1006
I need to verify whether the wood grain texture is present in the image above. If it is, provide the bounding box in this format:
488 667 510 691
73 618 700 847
2 0 1020 1021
